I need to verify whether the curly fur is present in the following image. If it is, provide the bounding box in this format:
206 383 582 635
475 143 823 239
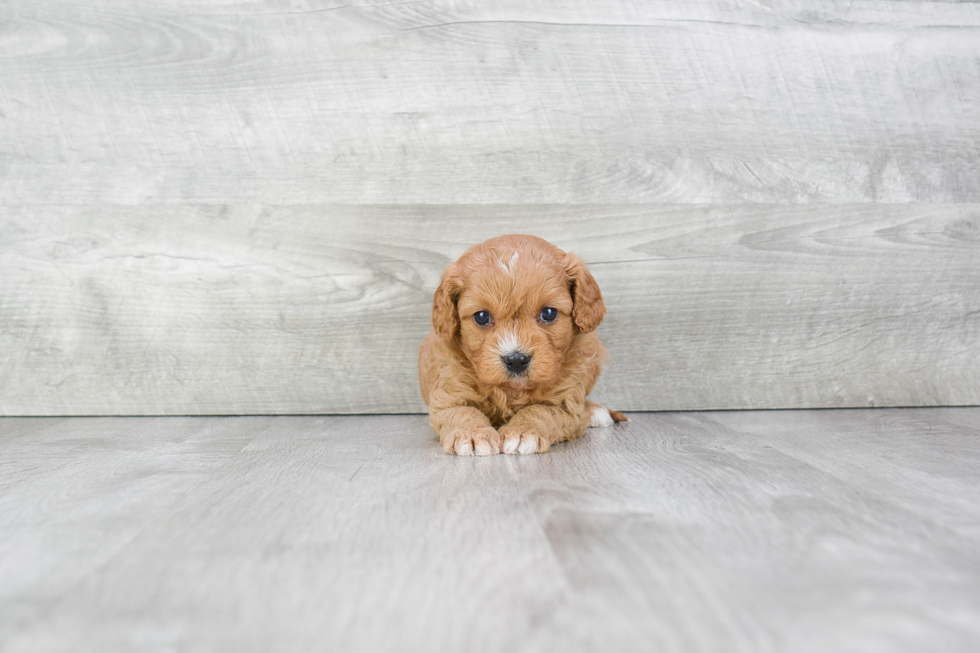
419 234 626 455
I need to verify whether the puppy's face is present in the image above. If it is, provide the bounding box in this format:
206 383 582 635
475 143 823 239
456 260 575 390
432 235 605 391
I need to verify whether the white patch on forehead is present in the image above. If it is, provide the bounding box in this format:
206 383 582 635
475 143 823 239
497 251 519 274
494 328 523 356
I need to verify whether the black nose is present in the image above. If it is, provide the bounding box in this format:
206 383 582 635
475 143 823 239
502 352 531 375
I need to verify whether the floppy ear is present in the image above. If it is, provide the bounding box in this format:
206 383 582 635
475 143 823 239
432 263 463 340
564 252 606 333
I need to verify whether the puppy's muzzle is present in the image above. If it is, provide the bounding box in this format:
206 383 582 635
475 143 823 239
502 352 531 376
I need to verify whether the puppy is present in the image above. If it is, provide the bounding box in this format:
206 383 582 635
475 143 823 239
418 234 626 455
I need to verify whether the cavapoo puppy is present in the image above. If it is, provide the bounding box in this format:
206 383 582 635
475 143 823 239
419 234 626 456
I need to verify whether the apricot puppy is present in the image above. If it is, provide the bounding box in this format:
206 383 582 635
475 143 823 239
419 234 626 455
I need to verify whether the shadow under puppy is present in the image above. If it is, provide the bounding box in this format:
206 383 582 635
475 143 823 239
419 234 626 455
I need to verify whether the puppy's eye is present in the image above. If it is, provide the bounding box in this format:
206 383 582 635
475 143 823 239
539 307 558 323
473 311 492 327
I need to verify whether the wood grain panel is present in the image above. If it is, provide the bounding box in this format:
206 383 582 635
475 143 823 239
3 411 979 651
1 204 976 415
1 0 978 203
709 409 980 537
0 416 269 636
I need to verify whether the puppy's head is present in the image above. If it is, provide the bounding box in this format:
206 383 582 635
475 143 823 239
432 234 605 390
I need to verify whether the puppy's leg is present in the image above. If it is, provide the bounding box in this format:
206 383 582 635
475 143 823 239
429 406 501 456
585 400 628 427
499 404 590 455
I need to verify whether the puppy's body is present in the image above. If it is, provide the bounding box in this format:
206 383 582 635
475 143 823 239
419 234 625 455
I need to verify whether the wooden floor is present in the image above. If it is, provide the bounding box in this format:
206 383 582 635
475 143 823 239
2 409 979 652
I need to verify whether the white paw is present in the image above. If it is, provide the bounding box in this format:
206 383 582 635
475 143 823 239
455 437 473 456
473 438 497 456
590 405 614 428
501 430 547 455
444 426 500 456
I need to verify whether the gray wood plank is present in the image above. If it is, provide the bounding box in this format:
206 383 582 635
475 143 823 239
1 410 978 652
1 1 978 203
0 417 66 442
2 204 977 415
703 409 980 538
913 406 980 433
0 416 263 637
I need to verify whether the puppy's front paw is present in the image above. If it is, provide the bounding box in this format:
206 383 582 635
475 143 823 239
444 426 501 456
499 426 550 455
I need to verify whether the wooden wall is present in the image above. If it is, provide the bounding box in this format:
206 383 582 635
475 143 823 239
1 0 978 415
